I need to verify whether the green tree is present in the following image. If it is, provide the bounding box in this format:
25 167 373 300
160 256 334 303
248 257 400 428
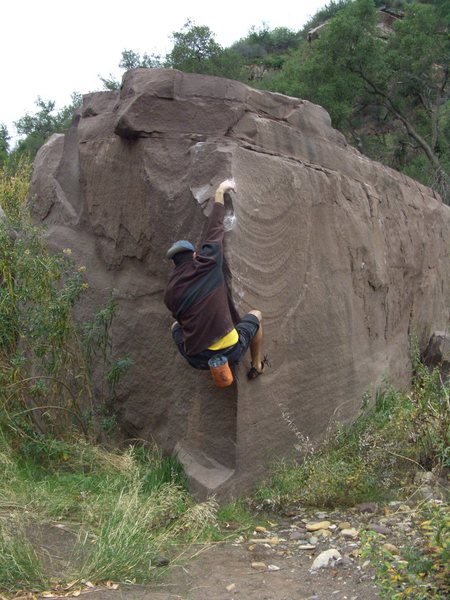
13 94 81 160
163 20 244 79
165 19 223 72
385 1 450 192
300 0 352 36
100 49 162 90
273 0 450 202
119 49 161 70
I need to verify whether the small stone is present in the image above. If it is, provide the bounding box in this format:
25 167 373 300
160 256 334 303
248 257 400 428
368 523 390 536
268 564 280 571
417 486 437 501
248 544 256 551
255 526 267 533
298 544 317 550
311 548 342 571
226 583 236 592
356 502 378 514
338 522 351 530
290 531 303 540
309 535 319 544
249 536 285 545
339 555 353 568
251 561 266 570
414 471 435 485
316 511 328 519
154 556 170 567
382 543 400 555
306 521 331 531
318 529 332 538
341 528 359 539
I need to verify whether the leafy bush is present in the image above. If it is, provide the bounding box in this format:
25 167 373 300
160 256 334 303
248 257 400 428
0 161 133 451
0 161 92 444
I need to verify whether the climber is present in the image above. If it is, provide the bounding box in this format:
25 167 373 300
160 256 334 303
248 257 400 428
164 179 265 380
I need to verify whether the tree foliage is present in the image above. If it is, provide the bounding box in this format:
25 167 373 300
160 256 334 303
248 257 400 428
231 25 300 61
13 94 82 160
165 20 244 79
166 19 223 71
99 49 162 90
267 0 450 201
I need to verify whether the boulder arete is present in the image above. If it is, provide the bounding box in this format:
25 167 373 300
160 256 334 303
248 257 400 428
30 68 450 498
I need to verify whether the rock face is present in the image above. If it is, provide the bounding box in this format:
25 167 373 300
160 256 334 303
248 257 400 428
29 68 450 498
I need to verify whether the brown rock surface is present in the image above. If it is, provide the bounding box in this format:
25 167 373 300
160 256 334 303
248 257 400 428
29 68 450 498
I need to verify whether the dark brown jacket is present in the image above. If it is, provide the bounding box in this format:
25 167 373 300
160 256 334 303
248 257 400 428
164 203 240 355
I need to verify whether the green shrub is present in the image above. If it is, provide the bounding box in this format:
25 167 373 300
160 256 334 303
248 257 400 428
0 162 133 451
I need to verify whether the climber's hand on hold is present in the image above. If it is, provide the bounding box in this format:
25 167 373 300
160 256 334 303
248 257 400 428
218 178 235 193
215 178 236 204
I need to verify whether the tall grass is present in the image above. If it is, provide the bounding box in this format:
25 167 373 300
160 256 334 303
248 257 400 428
0 160 134 449
0 437 201 590
76 483 184 581
255 361 449 509
0 517 47 592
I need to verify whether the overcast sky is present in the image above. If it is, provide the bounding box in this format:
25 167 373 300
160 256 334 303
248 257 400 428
1 0 326 140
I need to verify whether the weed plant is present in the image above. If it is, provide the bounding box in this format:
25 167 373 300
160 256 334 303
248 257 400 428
252 355 449 599
255 360 449 509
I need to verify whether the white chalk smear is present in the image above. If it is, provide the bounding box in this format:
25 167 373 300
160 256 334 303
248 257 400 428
224 213 236 231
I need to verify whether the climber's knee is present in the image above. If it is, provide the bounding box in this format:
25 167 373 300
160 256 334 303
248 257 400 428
248 309 262 323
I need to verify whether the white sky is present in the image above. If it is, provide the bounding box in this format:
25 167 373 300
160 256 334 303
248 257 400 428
1 0 327 141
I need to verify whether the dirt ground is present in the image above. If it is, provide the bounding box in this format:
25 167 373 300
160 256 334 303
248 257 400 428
25 512 384 600
76 541 381 600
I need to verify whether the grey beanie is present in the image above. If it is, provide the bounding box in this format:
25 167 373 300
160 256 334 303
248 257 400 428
166 240 195 260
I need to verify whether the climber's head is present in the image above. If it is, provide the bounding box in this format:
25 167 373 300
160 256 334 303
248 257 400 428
166 240 196 265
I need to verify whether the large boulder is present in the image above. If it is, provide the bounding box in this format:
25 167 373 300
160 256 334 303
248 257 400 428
29 68 450 498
